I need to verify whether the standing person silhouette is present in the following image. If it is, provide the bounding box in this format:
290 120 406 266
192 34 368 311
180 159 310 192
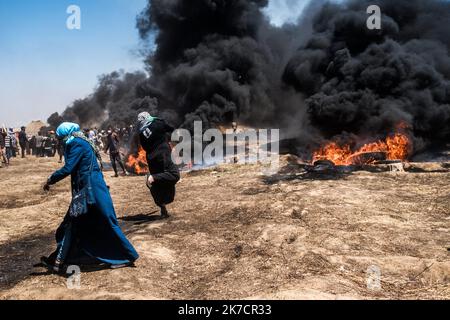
18 127 28 158
105 129 128 177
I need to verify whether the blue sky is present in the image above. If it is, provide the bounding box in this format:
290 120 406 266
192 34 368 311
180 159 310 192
264 0 311 26
0 0 309 127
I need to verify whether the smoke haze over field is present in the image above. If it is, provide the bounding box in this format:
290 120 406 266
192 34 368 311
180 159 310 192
51 0 450 152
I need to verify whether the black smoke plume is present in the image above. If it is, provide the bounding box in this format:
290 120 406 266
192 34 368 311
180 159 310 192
283 0 450 149
136 0 303 131
50 0 450 155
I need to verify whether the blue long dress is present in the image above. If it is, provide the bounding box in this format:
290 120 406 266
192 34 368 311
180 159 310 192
48 137 139 266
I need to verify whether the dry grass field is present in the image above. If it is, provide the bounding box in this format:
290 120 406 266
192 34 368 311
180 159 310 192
0 155 449 299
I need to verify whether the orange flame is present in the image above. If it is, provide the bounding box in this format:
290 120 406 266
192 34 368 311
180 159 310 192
313 126 412 166
126 146 149 175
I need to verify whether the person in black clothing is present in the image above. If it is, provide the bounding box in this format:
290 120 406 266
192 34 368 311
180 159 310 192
29 136 36 156
42 137 53 157
105 129 128 177
56 136 65 163
137 112 180 218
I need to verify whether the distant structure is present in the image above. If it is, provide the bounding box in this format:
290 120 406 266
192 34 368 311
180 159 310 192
25 120 47 136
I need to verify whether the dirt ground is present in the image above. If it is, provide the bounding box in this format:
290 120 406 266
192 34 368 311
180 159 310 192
0 154 449 300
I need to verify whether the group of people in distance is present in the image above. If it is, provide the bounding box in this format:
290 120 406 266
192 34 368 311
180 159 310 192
37 112 180 273
0 126 33 167
0 125 134 171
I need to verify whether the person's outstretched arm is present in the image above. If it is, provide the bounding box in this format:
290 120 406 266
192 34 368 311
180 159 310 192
46 141 83 186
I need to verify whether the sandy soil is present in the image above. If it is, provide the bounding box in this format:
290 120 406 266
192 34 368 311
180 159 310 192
0 155 449 300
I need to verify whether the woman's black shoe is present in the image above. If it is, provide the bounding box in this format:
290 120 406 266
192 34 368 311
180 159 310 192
39 256 65 274
109 262 135 270
160 206 170 219
39 256 53 268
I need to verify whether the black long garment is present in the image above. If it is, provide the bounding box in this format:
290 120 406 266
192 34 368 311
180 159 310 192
139 119 180 207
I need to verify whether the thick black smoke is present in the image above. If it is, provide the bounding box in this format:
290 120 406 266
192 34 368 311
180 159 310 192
51 0 450 153
283 0 450 148
136 0 450 148
135 0 304 131
52 0 309 133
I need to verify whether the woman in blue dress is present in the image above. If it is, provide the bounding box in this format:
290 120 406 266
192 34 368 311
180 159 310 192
40 122 139 272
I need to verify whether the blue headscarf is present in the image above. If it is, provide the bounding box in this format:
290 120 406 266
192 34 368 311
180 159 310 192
56 122 80 144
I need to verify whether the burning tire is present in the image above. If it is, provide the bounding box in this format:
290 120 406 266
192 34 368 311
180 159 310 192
347 152 387 165
312 159 336 167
